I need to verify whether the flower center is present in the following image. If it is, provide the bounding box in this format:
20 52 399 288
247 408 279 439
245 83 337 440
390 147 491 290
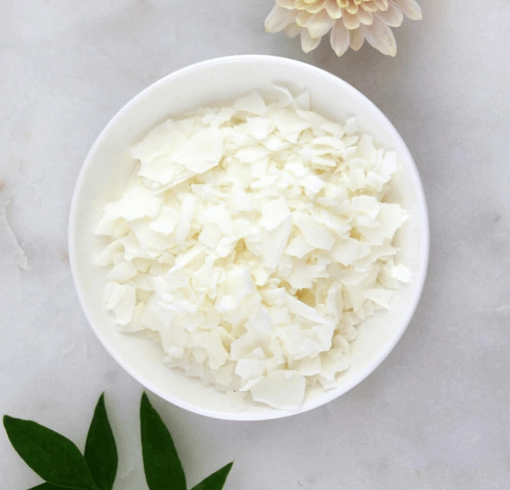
337 0 388 14
291 0 389 15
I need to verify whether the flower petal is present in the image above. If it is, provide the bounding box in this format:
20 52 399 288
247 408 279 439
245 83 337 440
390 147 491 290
374 0 389 11
295 0 325 13
285 23 303 38
345 3 358 14
362 1 379 13
265 5 297 33
377 3 404 27
307 9 335 38
324 0 342 19
391 0 422 20
357 8 373 26
330 21 350 57
349 27 365 51
278 0 299 9
300 29 322 52
342 11 361 30
362 15 397 56
296 10 312 27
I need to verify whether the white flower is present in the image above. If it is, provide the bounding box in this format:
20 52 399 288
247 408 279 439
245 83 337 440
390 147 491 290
265 0 422 57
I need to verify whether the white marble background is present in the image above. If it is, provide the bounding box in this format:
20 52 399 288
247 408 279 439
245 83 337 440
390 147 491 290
1 1 509 489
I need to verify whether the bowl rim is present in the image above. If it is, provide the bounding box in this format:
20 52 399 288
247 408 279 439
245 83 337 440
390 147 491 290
69 54 429 420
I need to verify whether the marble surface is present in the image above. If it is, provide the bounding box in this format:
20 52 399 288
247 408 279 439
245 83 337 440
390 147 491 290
1 1 509 489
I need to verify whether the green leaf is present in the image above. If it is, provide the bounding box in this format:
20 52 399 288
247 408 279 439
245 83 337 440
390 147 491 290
3 415 99 490
191 462 234 490
84 393 118 490
27 484 76 490
140 392 186 490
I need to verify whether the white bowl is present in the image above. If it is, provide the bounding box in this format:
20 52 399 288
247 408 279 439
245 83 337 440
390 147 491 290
69 55 429 420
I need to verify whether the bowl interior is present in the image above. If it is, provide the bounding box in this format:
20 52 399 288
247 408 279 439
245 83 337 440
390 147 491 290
69 55 428 420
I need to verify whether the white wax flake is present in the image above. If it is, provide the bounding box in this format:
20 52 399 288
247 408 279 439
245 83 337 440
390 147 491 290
300 174 325 196
106 261 138 283
331 238 363 267
351 195 381 219
271 85 295 108
378 151 397 181
95 217 129 238
285 233 315 258
293 211 336 250
137 129 223 188
96 86 410 411
250 158 268 179
260 216 292 269
175 194 196 245
318 210 350 237
138 154 188 187
235 358 267 379
105 282 136 325
362 288 394 309
189 331 229 370
251 371 306 410
277 323 333 360
246 303 273 333
259 197 290 231
320 348 352 381
131 221 172 254
356 133 377 162
311 135 345 151
216 265 256 311
104 181 163 221
130 119 176 164
275 108 310 135
248 117 271 140
286 260 328 289
96 240 124 266
230 330 267 361
233 91 267 115
285 294 330 325
236 146 269 164
297 109 332 129
358 204 408 244
174 128 223 173
149 205 179 234
390 263 412 283
321 122 345 137
228 186 252 213
198 222 223 248
294 90 311 111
